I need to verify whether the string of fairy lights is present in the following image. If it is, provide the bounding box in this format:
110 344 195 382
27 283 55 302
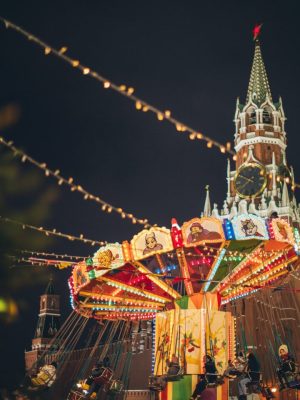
7 256 74 270
18 249 86 260
0 215 105 246
2 15 299 189
0 16 235 158
0 136 151 228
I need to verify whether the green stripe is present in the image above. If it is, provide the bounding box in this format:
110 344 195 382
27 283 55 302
172 375 192 400
176 296 189 310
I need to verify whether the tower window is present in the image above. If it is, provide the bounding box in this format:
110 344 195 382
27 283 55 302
263 110 272 123
250 111 256 124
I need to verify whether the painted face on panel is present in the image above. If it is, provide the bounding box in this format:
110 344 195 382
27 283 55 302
241 219 263 237
143 232 163 255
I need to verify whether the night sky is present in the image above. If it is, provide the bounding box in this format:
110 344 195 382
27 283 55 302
1 0 300 389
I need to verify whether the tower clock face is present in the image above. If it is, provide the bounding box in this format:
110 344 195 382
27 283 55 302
234 163 267 198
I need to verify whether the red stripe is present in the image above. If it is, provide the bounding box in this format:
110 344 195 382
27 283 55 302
161 385 168 400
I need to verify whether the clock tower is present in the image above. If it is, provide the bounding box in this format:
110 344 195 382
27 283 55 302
204 32 300 226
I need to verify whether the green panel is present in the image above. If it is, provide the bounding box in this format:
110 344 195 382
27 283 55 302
176 296 189 310
209 239 261 291
172 374 192 400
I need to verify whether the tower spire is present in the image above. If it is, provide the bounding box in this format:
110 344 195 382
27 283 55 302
203 185 211 217
44 276 54 295
246 30 272 105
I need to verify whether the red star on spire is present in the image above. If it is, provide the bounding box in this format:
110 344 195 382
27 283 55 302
253 23 263 40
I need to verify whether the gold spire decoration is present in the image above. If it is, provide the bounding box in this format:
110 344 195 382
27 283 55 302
246 39 272 105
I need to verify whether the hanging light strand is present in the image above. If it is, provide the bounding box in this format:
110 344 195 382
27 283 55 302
0 136 151 227
1 18 300 188
18 249 86 261
0 16 235 158
7 256 74 269
0 215 106 246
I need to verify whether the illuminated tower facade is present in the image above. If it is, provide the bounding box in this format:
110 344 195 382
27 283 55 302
25 279 60 372
204 35 300 226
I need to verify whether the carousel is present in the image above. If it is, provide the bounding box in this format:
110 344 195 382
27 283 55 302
56 213 300 400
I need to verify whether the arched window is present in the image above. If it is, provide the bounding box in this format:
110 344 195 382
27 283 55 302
263 107 272 124
250 111 256 124
246 107 256 125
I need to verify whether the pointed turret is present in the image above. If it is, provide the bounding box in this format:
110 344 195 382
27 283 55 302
246 39 272 105
44 276 54 295
281 181 290 207
226 159 231 202
203 185 211 217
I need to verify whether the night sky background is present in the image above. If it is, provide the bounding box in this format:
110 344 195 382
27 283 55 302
1 0 300 390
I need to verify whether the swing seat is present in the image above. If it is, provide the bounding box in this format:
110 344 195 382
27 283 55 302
166 366 183 381
261 387 275 399
246 372 262 394
285 372 300 389
206 374 224 388
148 375 166 391
246 382 261 394
31 370 52 387
107 379 124 394
225 368 241 379
67 389 87 400
93 367 113 385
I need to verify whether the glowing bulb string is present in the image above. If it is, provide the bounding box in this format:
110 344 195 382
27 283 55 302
9 243 295 265
17 249 87 260
7 256 74 269
0 215 106 246
166 245 292 258
1 18 299 190
0 17 235 158
236 282 300 293
0 136 151 227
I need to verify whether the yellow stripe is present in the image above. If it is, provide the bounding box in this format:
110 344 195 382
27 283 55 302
168 381 173 399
